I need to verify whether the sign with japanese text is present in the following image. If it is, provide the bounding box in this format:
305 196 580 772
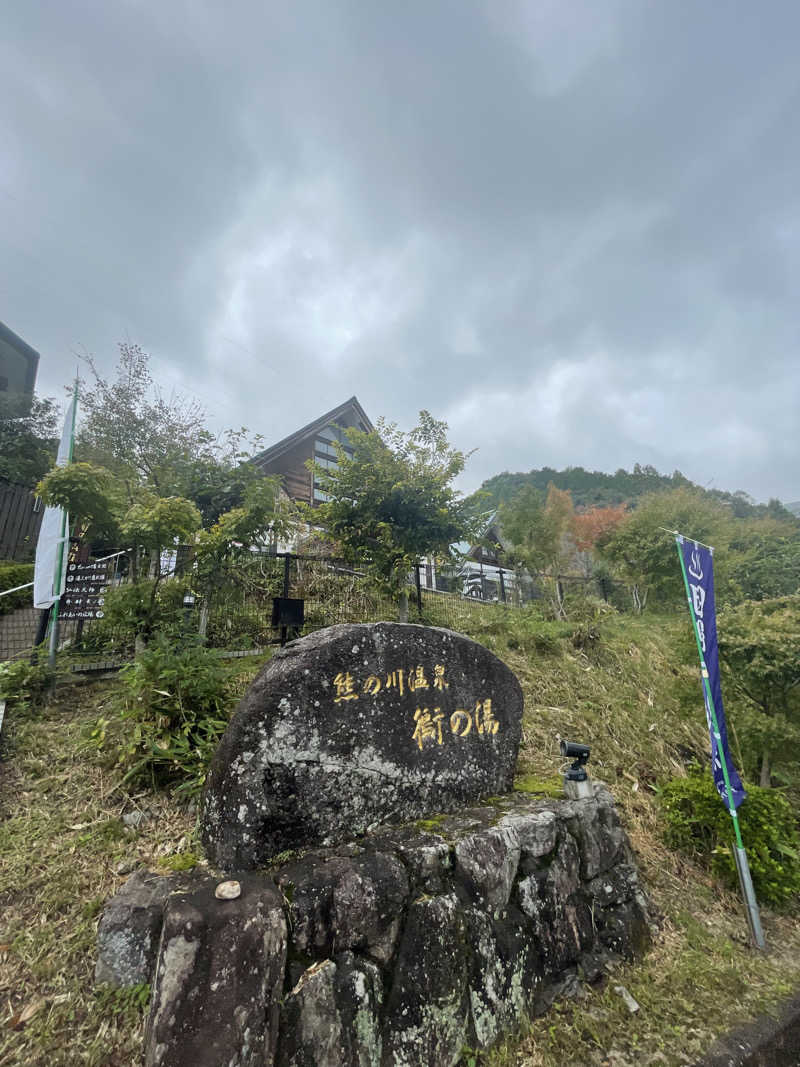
61 559 111 620
201 621 525 867
329 662 502 753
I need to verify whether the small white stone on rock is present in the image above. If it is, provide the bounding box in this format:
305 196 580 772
215 880 242 901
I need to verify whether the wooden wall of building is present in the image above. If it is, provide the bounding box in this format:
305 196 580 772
0 479 43 561
255 439 314 505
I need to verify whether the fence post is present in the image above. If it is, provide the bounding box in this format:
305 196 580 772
498 568 507 603
415 562 423 618
280 554 291 647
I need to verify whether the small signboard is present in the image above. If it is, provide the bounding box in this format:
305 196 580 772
61 559 111 620
271 596 305 628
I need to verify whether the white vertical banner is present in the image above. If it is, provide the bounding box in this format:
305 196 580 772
33 397 75 609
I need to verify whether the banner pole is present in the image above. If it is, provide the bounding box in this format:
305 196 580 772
47 380 79 669
47 533 65 668
674 536 765 949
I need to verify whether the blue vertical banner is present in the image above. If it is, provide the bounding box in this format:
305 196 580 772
677 537 746 810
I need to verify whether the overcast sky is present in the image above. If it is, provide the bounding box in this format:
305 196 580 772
2 2 798 502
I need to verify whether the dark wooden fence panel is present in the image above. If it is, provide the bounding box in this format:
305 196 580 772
0 479 43 561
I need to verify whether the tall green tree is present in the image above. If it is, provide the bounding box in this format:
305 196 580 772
718 596 800 787
76 344 267 523
77 343 217 502
598 488 733 612
312 411 478 619
0 393 59 488
194 476 294 584
726 518 800 602
499 483 576 616
38 345 294 647
69 343 277 532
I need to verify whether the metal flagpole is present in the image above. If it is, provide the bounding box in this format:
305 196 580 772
674 534 765 949
47 379 79 668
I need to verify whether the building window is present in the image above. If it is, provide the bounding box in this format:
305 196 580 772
312 425 354 505
314 438 353 460
314 439 337 459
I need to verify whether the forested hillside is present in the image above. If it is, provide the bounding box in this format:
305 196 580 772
472 464 795 519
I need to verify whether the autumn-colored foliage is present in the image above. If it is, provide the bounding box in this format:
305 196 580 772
571 503 627 551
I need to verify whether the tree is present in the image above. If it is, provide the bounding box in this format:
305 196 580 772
78 343 234 505
499 483 576 617
0 393 59 487
470 463 784 519
597 488 733 612
194 476 295 587
36 462 122 546
76 344 274 532
34 343 294 651
571 504 628 552
718 596 800 787
120 495 203 570
726 518 800 602
120 495 204 649
183 437 267 528
312 411 478 619
38 462 204 642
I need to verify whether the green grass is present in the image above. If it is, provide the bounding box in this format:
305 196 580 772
1 608 799 1065
484 905 800 1066
0 682 197 1065
0 654 268 1067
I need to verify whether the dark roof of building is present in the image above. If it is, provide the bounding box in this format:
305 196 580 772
252 396 374 468
0 320 40 394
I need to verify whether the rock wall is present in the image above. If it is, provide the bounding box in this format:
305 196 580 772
97 784 651 1067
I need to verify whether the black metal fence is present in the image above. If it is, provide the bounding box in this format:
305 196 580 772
1 551 677 668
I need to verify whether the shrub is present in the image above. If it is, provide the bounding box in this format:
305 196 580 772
659 770 800 905
100 635 230 795
204 608 270 650
0 561 35 616
0 658 54 711
99 579 188 638
509 613 573 655
74 579 194 655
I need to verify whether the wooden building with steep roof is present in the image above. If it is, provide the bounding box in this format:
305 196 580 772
252 396 373 507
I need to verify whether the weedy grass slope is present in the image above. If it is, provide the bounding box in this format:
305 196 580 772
0 680 197 1066
0 612 798 1066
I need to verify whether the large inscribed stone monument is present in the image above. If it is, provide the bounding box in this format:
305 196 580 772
201 622 524 869
97 620 653 1065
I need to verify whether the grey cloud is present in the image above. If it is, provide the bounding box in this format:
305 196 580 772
1 1 798 501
